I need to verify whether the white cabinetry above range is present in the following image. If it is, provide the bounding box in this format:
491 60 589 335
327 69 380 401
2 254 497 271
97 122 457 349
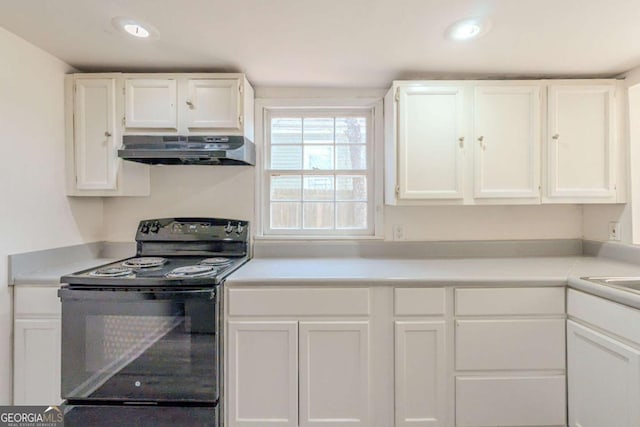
65 72 254 196
385 79 625 205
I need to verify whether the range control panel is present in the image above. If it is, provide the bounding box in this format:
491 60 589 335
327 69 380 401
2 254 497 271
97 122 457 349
135 218 249 242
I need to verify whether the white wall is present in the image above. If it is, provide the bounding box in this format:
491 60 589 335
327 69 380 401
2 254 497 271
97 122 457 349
102 88 585 242
386 205 582 241
103 166 255 241
0 27 104 404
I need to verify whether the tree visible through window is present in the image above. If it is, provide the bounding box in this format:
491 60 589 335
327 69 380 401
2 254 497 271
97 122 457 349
265 110 374 236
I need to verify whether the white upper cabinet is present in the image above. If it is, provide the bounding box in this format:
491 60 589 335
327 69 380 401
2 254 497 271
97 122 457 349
473 85 540 199
73 78 118 191
66 74 150 196
385 79 624 205
121 74 254 137
186 79 240 130
124 78 178 129
546 84 616 202
396 85 465 200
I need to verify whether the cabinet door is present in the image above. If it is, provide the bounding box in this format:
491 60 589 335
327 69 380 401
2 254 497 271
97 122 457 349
14 318 61 405
547 85 615 200
395 321 446 427
299 322 370 426
186 79 240 130
73 78 118 190
567 320 640 427
125 79 177 129
473 86 540 199
397 86 465 200
227 321 298 427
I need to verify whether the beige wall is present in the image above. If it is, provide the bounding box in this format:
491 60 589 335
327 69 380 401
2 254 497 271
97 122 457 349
0 27 104 404
385 205 583 241
103 166 255 241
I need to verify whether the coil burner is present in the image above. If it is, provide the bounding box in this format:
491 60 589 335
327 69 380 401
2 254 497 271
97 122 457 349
122 257 168 269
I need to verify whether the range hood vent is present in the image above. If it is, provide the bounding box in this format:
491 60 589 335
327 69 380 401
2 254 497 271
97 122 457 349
118 135 255 166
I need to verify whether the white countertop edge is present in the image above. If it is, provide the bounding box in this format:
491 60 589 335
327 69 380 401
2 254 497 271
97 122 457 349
568 277 640 310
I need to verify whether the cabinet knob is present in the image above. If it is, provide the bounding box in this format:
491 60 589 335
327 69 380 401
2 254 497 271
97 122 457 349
104 131 112 137
458 137 465 148
186 100 194 109
552 134 560 140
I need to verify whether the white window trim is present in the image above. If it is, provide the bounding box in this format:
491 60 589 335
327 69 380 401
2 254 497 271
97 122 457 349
254 97 384 240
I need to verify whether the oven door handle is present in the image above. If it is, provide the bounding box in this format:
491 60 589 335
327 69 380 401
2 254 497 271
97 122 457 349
58 287 217 301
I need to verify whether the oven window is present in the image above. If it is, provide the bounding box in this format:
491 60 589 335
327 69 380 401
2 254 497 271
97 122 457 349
61 290 219 403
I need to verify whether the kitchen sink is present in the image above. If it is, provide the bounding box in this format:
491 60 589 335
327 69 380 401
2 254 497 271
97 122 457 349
582 277 640 293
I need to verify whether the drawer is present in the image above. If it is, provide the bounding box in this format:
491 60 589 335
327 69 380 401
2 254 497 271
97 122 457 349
228 287 370 316
455 287 565 316
456 319 565 370
394 288 445 316
455 375 566 427
14 286 61 317
568 289 640 345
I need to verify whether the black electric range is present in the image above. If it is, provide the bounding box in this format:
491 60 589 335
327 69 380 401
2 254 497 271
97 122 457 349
59 217 250 427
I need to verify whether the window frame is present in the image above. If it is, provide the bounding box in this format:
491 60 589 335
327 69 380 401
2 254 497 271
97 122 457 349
255 97 384 239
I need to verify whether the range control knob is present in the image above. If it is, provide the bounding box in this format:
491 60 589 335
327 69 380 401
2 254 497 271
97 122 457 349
224 221 235 234
236 223 245 234
140 222 150 234
150 222 160 233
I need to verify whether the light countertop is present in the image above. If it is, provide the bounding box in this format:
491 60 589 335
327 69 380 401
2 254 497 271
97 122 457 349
12 258 120 285
226 256 640 308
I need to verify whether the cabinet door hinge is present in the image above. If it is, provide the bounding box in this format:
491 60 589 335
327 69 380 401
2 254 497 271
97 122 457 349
395 87 400 102
395 185 400 196
239 84 244 95
239 115 243 126
122 116 126 127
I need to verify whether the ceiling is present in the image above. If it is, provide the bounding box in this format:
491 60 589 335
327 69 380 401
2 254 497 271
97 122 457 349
1 0 640 88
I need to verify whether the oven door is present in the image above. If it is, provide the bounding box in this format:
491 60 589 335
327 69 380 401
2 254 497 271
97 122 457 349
59 287 220 403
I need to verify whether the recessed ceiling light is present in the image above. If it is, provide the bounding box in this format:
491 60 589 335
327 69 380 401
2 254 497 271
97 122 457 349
123 23 150 38
112 17 159 40
445 18 491 41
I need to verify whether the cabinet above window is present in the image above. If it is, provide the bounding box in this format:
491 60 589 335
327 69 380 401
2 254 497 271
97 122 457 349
384 79 626 206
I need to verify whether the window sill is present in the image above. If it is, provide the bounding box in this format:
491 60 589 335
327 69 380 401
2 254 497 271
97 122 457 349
253 234 385 241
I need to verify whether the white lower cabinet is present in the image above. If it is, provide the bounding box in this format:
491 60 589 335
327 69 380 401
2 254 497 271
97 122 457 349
13 286 62 405
567 320 640 427
227 321 298 426
227 291 371 427
454 287 566 427
394 321 446 427
227 320 370 427
455 376 566 427
299 322 370 426
227 286 568 427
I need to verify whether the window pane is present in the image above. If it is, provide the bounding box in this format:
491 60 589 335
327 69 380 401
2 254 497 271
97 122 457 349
303 202 334 229
303 176 334 201
271 118 302 144
303 118 334 144
271 146 302 169
336 175 367 201
336 118 367 144
336 202 368 229
336 145 366 170
271 175 301 201
304 145 334 170
271 202 301 229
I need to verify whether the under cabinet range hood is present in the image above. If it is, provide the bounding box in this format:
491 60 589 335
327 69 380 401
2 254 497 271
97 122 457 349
118 135 256 166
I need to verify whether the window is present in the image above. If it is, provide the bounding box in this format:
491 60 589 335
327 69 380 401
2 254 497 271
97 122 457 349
261 106 379 237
